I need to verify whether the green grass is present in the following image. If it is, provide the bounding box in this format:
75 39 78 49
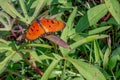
0 0 120 80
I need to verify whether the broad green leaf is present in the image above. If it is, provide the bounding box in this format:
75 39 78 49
76 4 108 32
75 14 89 32
87 4 108 26
105 0 120 24
70 35 108 50
65 56 106 80
41 59 60 80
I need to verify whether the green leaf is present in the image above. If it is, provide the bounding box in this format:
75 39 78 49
103 46 111 69
70 35 108 50
20 50 42 63
87 4 108 26
26 43 52 48
41 59 60 80
11 52 22 63
60 7 77 56
0 51 15 74
75 14 89 32
19 0 29 20
0 39 10 45
3 2 25 22
0 45 12 51
65 56 106 80
39 54 54 60
29 0 48 24
61 7 77 42
52 53 62 60
76 4 108 32
0 11 13 31
0 0 17 18
105 0 120 24
88 26 111 35
94 40 103 63
109 47 120 70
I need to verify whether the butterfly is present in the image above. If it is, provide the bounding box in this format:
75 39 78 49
26 18 65 40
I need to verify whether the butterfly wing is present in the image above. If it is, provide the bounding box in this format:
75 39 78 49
26 21 45 40
40 18 65 33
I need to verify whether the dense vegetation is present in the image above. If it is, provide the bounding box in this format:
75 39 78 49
0 0 120 80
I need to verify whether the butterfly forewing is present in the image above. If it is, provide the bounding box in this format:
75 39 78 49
26 21 45 40
40 18 65 33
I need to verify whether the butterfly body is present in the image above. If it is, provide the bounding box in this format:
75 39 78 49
26 18 65 40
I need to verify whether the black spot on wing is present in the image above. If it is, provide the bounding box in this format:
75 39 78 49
51 20 54 24
36 29 39 31
47 19 49 22
48 25 51 28
30 28 34 31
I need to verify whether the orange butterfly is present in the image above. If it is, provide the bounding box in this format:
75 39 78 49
26 18 65 40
